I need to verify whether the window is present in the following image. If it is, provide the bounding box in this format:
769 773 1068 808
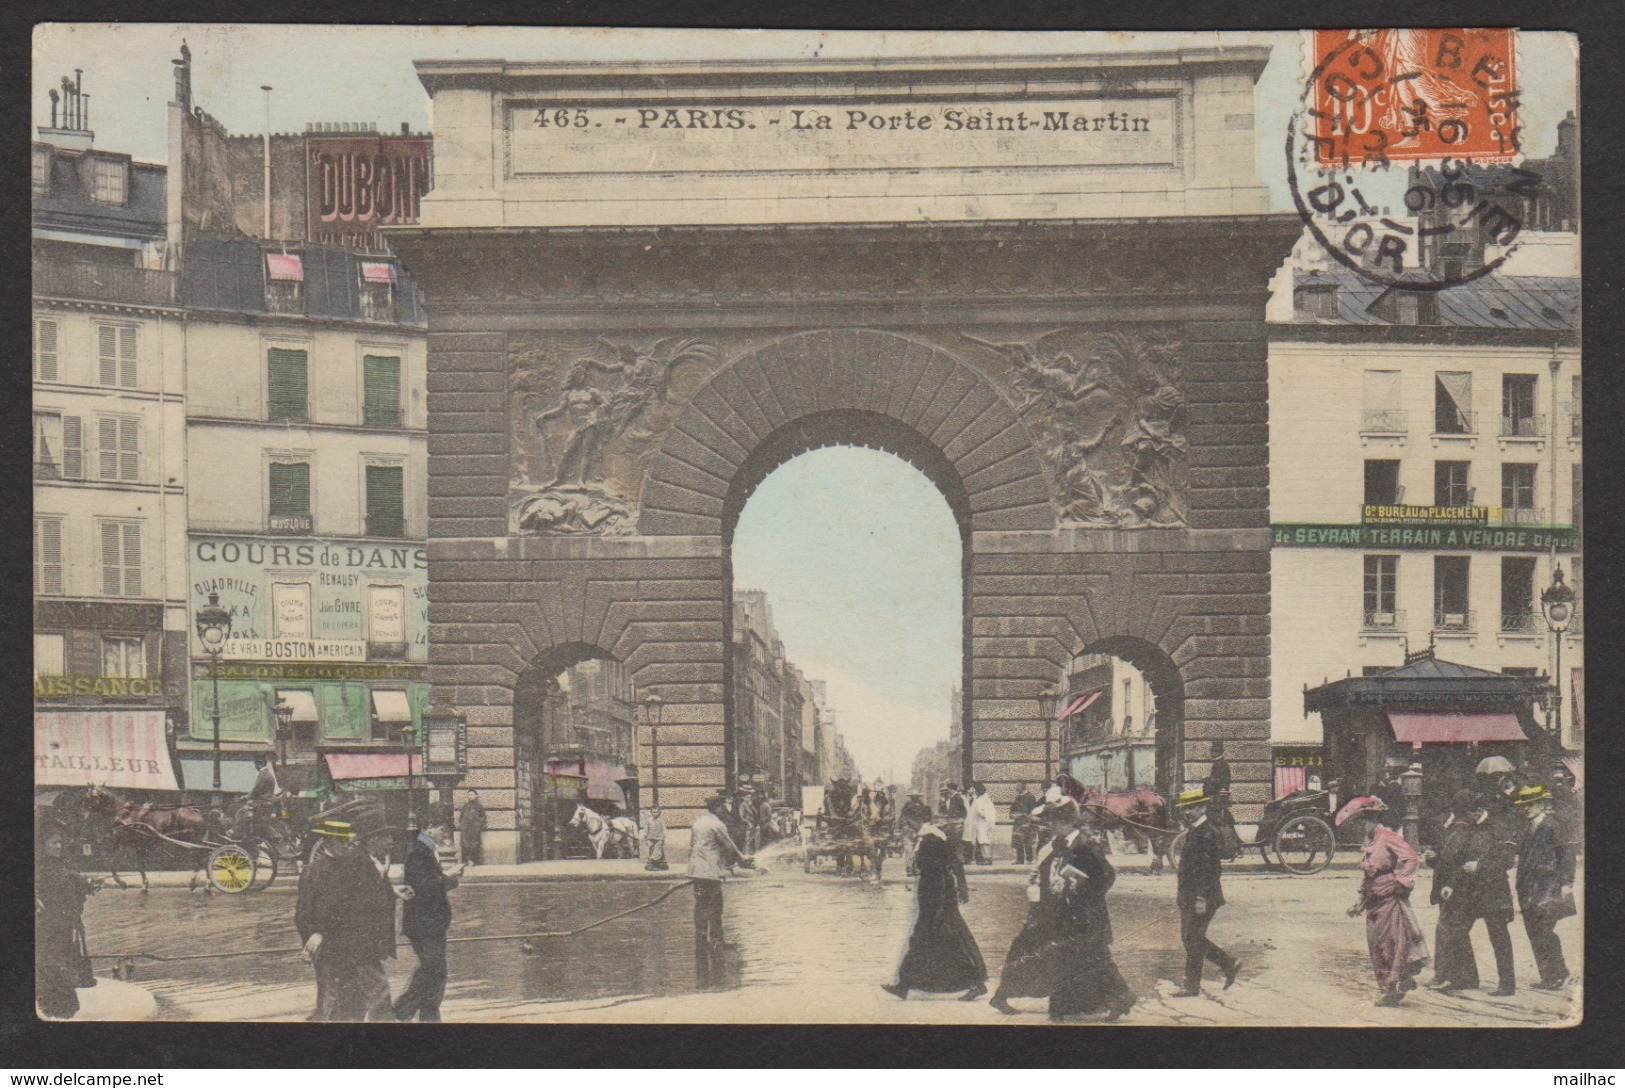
98 520 142 598
1434 372 1474 434
1434 556 1471 629
365 464 405 538
97 324 138 389
1502 666 1540 677
271 582 312 641
359 263 396 322
1434 461 1472 507
367 584 407 656
1502 374 1541 436
34 517 64 596
1361 370 1405 433
34 318 58 381
96 417 141 483
34 412 63 480
1417 294 1441 325
1501 463 1538 519
277 689 321 750
1570 374 1582 438
32 147 49 197
34 633 65 680
1501 557 1537 632
91 157 128 204
100 636 147 679
1364 460 1402 505
1363 555 1399 627
1439 242 1470 282
268 461 312 533
362 355 402 426
1295 284 1338 320
265 254 304 314
267 348 309 422
370 689 413 742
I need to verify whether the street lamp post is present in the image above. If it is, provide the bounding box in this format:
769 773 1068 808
1540 564 1576 747
1097 748 1115 793
1039 687 1059 784
401 723 418 831
640 692 664 807
194 592 233 793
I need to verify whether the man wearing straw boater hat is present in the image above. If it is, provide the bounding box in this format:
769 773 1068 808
1172 787 1239 997
1513 784 1576 990
295 816 400 1021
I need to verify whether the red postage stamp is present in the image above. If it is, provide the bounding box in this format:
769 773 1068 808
1310 29 1520 164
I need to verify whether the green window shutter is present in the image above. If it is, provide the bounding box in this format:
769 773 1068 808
268 462 311 517
363 355 401 426
365 464 404 538
267 348 309 422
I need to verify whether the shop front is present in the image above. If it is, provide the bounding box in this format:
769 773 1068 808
1271 745 1327 798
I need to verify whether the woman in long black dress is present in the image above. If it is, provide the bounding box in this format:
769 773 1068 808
883 824 987 1000
1046 824 1136 1021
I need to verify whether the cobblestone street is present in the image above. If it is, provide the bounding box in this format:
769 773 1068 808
80 860 1581 1026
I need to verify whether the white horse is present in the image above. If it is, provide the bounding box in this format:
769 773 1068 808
568 803 640 860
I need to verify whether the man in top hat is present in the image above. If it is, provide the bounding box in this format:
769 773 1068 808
1010 782 1041 865
296 817 400 1021
939 783 971 863
457 790 486 866
689 792 755 989
394 814 465 1022
1173 788 1239 997
900 791 933 875
1513 785 1576 989
1430 791 1518 995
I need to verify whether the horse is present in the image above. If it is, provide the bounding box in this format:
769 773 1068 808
567 803 640 860
1056 774 1175 875
75 785 214 893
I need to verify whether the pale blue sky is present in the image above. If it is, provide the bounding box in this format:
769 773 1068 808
733 448 962 784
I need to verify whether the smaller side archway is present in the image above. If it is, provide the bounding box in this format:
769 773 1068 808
1070 635 1187 798
513 643 644 862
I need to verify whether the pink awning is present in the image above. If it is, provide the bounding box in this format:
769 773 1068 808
585 762 631 804
1386 711 1527 745
35 710 179 791
266 253 304 282
325 751 425 781
360 261 396 284
1057 688 1104 721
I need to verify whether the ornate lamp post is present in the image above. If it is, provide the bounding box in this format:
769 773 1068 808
1097 748 1115 792
639 692 664 807
194 592 233 793
1540 564 1576 745
1039 686 1059 784
272 696 294 777
401 722 419 831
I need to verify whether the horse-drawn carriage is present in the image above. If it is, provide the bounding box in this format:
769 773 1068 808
1167 781 1341 875
799 812 898 879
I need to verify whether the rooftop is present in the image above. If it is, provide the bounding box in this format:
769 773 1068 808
1292 266 1577 332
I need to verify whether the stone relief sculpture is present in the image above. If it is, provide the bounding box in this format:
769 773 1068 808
511 336 718 534
966 328 1188 528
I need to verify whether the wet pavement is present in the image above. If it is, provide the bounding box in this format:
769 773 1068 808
79 860 1581 1026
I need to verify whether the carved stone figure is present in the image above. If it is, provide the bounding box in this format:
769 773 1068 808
967 328 1187 528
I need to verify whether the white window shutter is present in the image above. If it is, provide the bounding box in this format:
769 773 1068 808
35 518 64 596
118 326 138 387
97 417 119 480
119 418 140 482
35 319 59 382
100 521 122 596
122 523 142 597
61 416 84 480
98 325 118 386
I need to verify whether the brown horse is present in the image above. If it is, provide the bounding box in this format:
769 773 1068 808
78 786 214 893
1057 774 1175 874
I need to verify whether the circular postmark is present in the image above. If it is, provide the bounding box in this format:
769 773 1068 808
1286 29 1532 290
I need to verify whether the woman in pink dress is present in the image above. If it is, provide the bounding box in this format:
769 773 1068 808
1337 795 1430 1006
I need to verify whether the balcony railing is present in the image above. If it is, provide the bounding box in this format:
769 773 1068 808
33 257 178 307
1497 506 1546 527
359 295 397 323
34 460 61 481
265 283 305 315
1501 413 1546 438
1360 410 1408 434
362 405 405 427
1362 609 1406 631
1433 411 1478 436
1500 610 1540 634
1433 609 1477 632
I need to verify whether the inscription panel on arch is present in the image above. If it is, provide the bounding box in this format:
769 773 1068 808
507 96 1177 177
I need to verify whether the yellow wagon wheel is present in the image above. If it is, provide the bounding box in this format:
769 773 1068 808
206 843 257 894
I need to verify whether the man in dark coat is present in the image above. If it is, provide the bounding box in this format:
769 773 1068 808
35 816 96 1020
1432 793 1518 994
1425 789 1477 990
1173 788 1239 996
900 793 933 875
458 791 486 866
1514 785 1576 989
1010 783 1040 865
296 819 400 1021
883 822 986 1001
393 826 465 1021
939 783 971 863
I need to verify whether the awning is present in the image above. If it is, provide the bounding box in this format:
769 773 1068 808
360 261 396 284
1386 711 1527 744
276 689 320 724
35 710 178 791
371 689 413 723
179 758 262 794
1057 688 1104 720
585 762 630 804
266 253 304 281
326 751 425 781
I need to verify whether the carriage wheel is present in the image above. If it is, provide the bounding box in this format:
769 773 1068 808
206 844 257 894
1168 829 1188 868
245 838 279 891
1275 814 1337 875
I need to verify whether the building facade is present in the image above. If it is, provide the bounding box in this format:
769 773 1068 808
1060 654 1158 793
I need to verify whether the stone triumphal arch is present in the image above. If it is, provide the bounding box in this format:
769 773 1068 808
392 49 1300 860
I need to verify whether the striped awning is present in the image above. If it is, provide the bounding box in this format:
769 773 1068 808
265 253 303 281
1386 711 1527 744
360 261 396 284
1057 688 1105 720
